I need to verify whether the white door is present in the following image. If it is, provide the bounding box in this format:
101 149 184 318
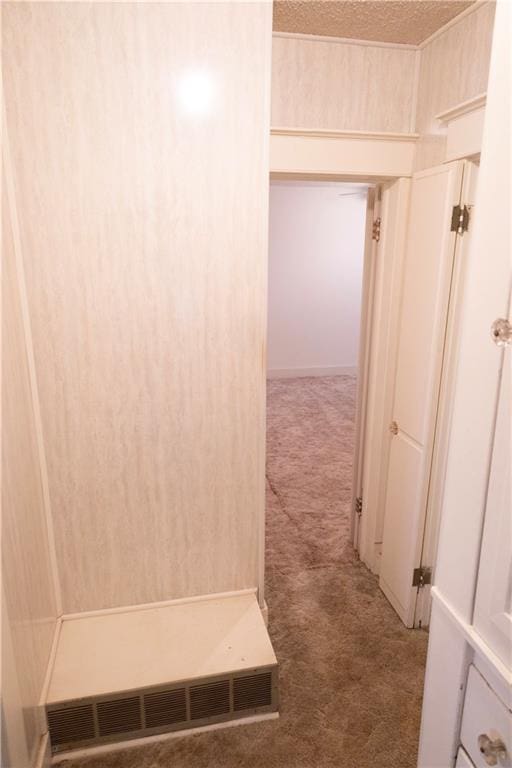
379 161 465 627
356 177 410 571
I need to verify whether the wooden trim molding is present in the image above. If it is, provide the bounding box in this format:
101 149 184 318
61 588 258 622
270 129 418 179
436 93 487 124
267 366 358 380
272 31 418 52
271 127 419 142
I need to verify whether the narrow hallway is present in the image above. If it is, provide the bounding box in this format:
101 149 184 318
64 375 427 768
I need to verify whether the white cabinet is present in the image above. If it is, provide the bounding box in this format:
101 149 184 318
456 747 476 768
473 352 512 669
417 3 511 767
460 666 511 768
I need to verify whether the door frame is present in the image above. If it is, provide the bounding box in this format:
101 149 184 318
350 186 379 549
261 164 410 609
262 129 418 607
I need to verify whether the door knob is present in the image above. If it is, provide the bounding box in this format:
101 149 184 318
491 318 512 347
478 734 508 766
389 421 399 435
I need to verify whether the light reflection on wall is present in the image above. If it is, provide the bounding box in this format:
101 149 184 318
176 70 215 116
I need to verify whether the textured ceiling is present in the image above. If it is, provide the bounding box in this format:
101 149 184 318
272 1 476 45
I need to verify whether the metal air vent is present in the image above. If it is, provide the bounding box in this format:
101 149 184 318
47 666 278 754
144 687 187 729
97 696 141 737
190 679 230 720
47 705 95 746
234 671 272 711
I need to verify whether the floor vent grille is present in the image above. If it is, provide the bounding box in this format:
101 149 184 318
97 696 141 736
47 705 96 746
234 671 272 711
144 688 187 729
47 667 278 753
190 679 230 720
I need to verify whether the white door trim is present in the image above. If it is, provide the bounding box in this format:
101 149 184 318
351 188 379 549
357 177 411 572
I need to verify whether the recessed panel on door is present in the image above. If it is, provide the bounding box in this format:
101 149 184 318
379 433 424 619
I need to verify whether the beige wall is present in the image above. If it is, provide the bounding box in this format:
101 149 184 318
271 3 495 158
271 35 417 133
414 2 496 169
2 168 58 763
3 1 272 613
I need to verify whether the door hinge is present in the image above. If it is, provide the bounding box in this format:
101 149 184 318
412 566 432 588
372 217 381 242
450 204 470 234
355 496 363 517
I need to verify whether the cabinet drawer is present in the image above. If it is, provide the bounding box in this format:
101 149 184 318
456 747 476 768
461 665 511 768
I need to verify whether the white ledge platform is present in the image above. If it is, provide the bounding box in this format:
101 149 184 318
47 593 277 705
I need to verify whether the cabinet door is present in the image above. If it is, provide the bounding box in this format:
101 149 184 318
455 747 475 768
473 337 512 668
461 666 511 768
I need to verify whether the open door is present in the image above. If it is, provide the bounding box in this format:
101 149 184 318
356 177 410 571
351 188 379 549
379 161 467 627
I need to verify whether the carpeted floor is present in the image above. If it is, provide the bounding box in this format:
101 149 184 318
62 375 427 768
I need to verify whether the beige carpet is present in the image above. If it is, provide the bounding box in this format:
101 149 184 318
61 375 427 768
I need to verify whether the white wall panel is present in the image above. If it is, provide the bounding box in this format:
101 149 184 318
414 2 495 169
267 181 366 375
271 36 417 133
3 2 272 612
2 171 58 761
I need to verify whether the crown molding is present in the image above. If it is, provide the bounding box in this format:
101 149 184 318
418 0 493 49
272 31 418 51
436 93 487 123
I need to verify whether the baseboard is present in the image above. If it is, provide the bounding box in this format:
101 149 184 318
267 365 357 380
61 587 258 622
33 732 51 768
51 713 279 764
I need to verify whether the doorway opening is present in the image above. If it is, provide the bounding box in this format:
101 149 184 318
263 160 480 639
262 176 428 766
265 177 370 571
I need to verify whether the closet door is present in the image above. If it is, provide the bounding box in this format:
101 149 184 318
473 325 511 667
379 161 465 627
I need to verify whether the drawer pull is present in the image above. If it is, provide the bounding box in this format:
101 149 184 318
478 734 508 766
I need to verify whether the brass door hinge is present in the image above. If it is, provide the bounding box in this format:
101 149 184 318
451 204 470 234
372 217 381 242
412 567 432 588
